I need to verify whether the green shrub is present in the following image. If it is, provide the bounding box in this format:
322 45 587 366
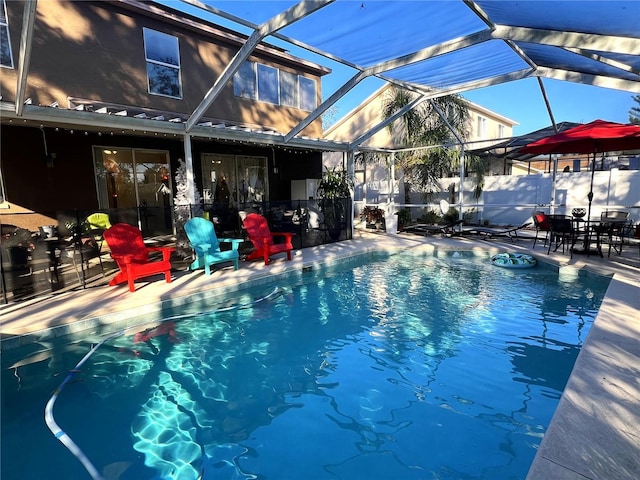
419 209 442 224
396 207 412 226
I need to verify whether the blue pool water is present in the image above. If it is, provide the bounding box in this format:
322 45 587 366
1 252 610 479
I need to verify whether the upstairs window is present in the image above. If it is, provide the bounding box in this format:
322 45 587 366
234 61 256 99
476 116 486 137
143 28 182 99
498 124 505 138
257 64 278 104
0 0 14 69
279 71 298 108
234 61 317 111
299 76 316 111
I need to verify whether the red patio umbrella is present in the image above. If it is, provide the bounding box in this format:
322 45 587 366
520 120 640 232
519 119 640 155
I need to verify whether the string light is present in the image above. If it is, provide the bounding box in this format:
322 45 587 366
6 121 323 157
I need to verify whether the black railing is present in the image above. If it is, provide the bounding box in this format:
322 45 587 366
0 199 352 304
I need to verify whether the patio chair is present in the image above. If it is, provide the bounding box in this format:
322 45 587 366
242 213 294 265
597 211 630 257
84 212 112 231
103 223 175 292
547 215 576 256
460 221 532 243
531 211 551 248
65 212 113 286
184 217 243 275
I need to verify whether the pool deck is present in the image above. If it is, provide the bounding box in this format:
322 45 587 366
1 228 639 479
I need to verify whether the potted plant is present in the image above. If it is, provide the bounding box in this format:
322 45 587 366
317 166 353 241
396 207 411 231
360 205 385 229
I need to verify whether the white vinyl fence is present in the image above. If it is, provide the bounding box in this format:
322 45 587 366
357 169 640 227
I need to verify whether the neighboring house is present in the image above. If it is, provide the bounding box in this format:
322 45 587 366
323 84 517 206
0 0 330 235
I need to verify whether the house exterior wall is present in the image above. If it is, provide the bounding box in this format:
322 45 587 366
323 84 518 214
1 0 326 136
324 84 517 150
0 0 328 224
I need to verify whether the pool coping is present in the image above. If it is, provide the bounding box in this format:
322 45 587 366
1 231 639 479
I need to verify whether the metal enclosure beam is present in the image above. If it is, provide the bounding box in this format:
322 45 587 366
286 30 493 142
185 0 332 133
285 71 367 142
15 0 37 116
492 25 640 55
534 67 640 93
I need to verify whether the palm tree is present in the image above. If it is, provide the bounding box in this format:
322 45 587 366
382 87 485 204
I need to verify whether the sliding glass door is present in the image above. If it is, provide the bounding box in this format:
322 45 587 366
93 147 173 235
201 153 268 207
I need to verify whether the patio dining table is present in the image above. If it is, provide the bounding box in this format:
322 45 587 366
570 217 627 258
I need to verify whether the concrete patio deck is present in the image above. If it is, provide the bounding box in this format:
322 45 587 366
1 228 638 479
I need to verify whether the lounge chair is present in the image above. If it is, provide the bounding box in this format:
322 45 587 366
403 219 464 236
243 213 294 265
103 223 175 292
184 217 243 275
461 221 532 242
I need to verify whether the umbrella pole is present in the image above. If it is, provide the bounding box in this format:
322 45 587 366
583 152 596 255
586 152 596 224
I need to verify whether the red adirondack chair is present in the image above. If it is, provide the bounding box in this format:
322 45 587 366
243 213 294 265
103 223 175 292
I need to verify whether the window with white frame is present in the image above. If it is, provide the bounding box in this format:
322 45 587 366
234 61 256 99
234 61 317 111
498 124 505 138
257 64 279 104
477 116 486 137
299 76 316 111
143 28 182 98
279 70 298 108
0 0 14 69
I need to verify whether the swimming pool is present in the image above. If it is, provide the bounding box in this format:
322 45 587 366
1 252 610 479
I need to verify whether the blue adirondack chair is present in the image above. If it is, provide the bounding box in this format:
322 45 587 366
184 217 243 275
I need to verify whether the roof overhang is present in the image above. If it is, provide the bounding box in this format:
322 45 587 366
0 101 352 152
